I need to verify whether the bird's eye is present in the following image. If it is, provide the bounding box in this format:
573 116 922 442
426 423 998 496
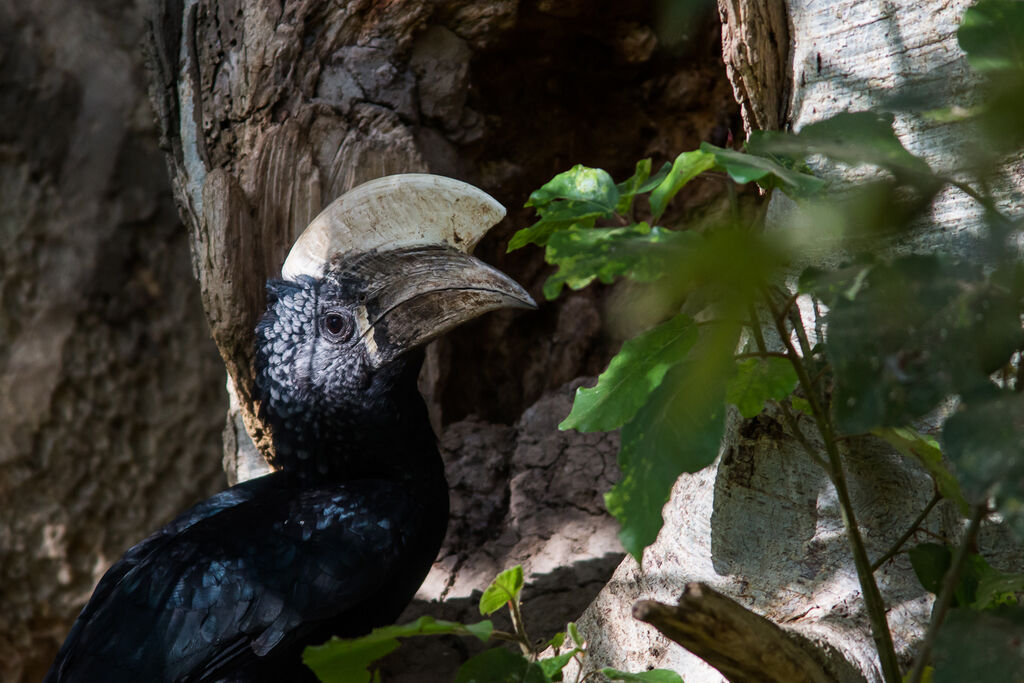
321 312 353 342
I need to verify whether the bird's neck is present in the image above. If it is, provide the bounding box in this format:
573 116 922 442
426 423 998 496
264 352 443 485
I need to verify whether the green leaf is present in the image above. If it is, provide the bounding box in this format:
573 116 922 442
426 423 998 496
538 649 580 678
561 315 697 432
798 262 874 304
872 427 968 515
973 569 1024 610
749 112 932 181
455 648 548 683
699 142 826 197
616 159 671 214
649 150 716 219
825 256 1022 434
933 606 1024 683
790 397 814 416
725 357 798 419
909 542 951 595
508 214 598 251
479 565 525 615
303 616 494 683
567 622 583 647
601 668 685 683
607 360 729 561
542 223 701 299
943 392 1024 537
526 165 619 213
958 0 1024 74
547 631 566 651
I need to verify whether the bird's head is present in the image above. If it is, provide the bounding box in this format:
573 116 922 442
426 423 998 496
255 175 535 471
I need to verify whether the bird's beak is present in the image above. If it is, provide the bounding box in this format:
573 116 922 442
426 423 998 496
333 246 536 368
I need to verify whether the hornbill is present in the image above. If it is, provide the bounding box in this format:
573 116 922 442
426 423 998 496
45 174 535 682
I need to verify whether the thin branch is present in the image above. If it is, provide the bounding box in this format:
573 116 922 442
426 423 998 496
763 292 902 683
508 598 534 657
906 504 987 683
871 491 942 572
775 400 830 472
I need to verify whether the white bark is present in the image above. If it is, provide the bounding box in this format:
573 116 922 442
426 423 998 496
575 1 1024 681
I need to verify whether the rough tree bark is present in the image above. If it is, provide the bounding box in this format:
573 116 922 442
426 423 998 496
575 1 1024 682
0 1 226 680
141 1 739 680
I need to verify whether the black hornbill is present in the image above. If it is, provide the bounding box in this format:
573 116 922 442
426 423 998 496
45 174 535 682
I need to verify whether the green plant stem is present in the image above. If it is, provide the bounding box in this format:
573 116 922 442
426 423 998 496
746 304 769 352
764 293 902 683
871 491 941 571
508 599 533 656
490 630 526 645
906 503 987 683
775 400 829 471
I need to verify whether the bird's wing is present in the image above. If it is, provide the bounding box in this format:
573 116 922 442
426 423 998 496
46 476 426 683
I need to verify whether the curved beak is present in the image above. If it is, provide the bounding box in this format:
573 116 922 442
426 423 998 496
330 246 536 368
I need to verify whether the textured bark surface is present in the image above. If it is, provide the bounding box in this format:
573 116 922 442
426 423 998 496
0 0 227 680
143 0 741 480
633 584 834 683
137 0 743 679
576 1 1024 682
717 0 790 134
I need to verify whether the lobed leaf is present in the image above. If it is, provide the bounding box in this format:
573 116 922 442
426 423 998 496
561 314 698 433
479 565 525 615
725 357 798 419
303 616 493 683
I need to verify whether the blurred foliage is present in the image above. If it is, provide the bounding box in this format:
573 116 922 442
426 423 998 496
505 0 1024 680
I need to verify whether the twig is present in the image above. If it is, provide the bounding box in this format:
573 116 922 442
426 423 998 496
508 598 533 657
906 503 987 683
871 491 941 572
747 304 768 350
763 292 902 683
775 400 830 472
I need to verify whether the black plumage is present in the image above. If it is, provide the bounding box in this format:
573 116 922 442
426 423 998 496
45 240 532 682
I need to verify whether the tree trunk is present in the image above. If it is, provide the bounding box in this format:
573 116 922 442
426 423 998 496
0 1 226 680
575 1 1024 682
141 1 740 680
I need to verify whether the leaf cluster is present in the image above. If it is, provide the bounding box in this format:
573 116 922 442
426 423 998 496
509 1 1024 680
304 566 679 683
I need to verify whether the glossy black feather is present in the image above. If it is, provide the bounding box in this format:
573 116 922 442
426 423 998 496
47 273 449 682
